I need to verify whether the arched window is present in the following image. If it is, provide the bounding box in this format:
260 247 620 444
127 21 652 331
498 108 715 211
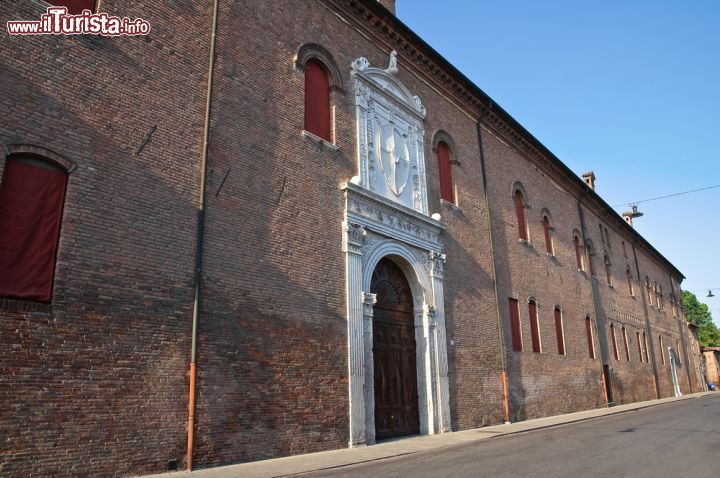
610 324 619 361
659 335 665 365
636 331 643 362
622 326 630 361
574 235 583 270
604 254 612 285
0 155 68 302
586 242 595 277
529 299 541 353
542 215 553 255
585 316 595 359
304 59 331 141
643 332 650 363
436 141 454 203
646 277 652 305
626 267 634 296
554 307 565 355
514 190 528 241
654 282 660 308
53 0 96 14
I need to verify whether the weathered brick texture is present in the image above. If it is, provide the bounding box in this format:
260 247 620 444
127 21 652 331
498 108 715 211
0 1 703 476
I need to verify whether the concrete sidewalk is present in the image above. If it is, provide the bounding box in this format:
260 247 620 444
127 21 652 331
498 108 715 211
149 392 714 478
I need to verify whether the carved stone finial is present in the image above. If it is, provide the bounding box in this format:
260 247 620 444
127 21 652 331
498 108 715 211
352 57 370 72
385 50 398 75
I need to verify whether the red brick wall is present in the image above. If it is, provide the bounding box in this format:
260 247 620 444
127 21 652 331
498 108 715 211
0 1 211 475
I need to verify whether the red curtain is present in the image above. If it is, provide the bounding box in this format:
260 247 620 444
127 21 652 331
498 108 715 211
554 308 565 355
437 142 453 202
529 301 540 353
0 160 67 302
542 216 552 254
514 191 527 240
304 60 331 141
508 298 522 352
51 1 96 14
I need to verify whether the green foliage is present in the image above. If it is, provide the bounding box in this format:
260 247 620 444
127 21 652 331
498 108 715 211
683 290 720 347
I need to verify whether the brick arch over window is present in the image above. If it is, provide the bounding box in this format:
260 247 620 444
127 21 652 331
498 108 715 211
295 43 344 91
585 239 596 276
540 207 554 255
511 181 529 241
572 229 584 270
0 147 72 302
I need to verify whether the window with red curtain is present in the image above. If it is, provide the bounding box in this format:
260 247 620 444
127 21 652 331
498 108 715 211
508 298 522 352
554 307 565 355
304 59 331 142
610 324 619 361
622 327 630 361
0 157 68 302
585 316 595 359
574 235 583 270
514 190 527 240
436 141 453 203
51 0 96 14
542 216 553 254
529 300 541 353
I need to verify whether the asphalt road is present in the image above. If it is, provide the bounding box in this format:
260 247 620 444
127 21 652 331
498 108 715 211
301 394 720 478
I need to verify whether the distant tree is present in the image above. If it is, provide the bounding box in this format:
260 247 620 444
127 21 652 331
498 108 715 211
683 290 720 347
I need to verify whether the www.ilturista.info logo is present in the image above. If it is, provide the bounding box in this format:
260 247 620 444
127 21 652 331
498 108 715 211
7 7 151 36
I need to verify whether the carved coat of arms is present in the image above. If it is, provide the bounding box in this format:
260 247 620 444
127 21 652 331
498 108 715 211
376 124 410 197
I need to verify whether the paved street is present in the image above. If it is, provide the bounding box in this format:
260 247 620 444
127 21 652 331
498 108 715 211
302 394 720 478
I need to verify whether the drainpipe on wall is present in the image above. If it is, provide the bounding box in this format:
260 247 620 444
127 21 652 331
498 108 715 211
475 117 510 424
187 0 221 471
576 192 610 406
631 240 661 398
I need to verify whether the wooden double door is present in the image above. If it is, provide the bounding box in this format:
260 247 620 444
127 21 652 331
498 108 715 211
371 258 420 440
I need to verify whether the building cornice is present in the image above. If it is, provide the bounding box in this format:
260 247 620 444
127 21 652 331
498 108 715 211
324 0 683 280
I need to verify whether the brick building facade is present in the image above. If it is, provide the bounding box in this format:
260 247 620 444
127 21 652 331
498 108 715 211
0 0 703 476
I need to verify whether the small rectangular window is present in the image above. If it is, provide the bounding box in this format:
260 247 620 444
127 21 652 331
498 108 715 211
509 298 522 352
659 335 665 365
585 317 595 359
529 301 541 353
610 325 619 361
554 308 565 355
622 327 630 361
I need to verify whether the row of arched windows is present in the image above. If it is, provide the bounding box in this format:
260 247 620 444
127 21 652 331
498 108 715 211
507 297 594 358
511 184 675 310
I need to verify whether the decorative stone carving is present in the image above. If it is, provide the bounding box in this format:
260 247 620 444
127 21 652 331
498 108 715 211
352 51 428 213
343 221 367 255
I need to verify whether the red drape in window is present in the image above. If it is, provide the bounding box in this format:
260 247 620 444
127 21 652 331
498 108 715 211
304 59 331 142
0 160 67 302
529 301 540 353
554 308 564 355
514 191 527 240
437 142 453 202
586 317 594 358
508 298 522 352
51 0 96 14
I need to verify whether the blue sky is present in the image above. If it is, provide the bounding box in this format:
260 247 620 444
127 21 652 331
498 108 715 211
398 0 720 324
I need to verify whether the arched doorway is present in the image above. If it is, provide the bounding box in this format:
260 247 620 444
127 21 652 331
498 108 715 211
371 257 420 439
